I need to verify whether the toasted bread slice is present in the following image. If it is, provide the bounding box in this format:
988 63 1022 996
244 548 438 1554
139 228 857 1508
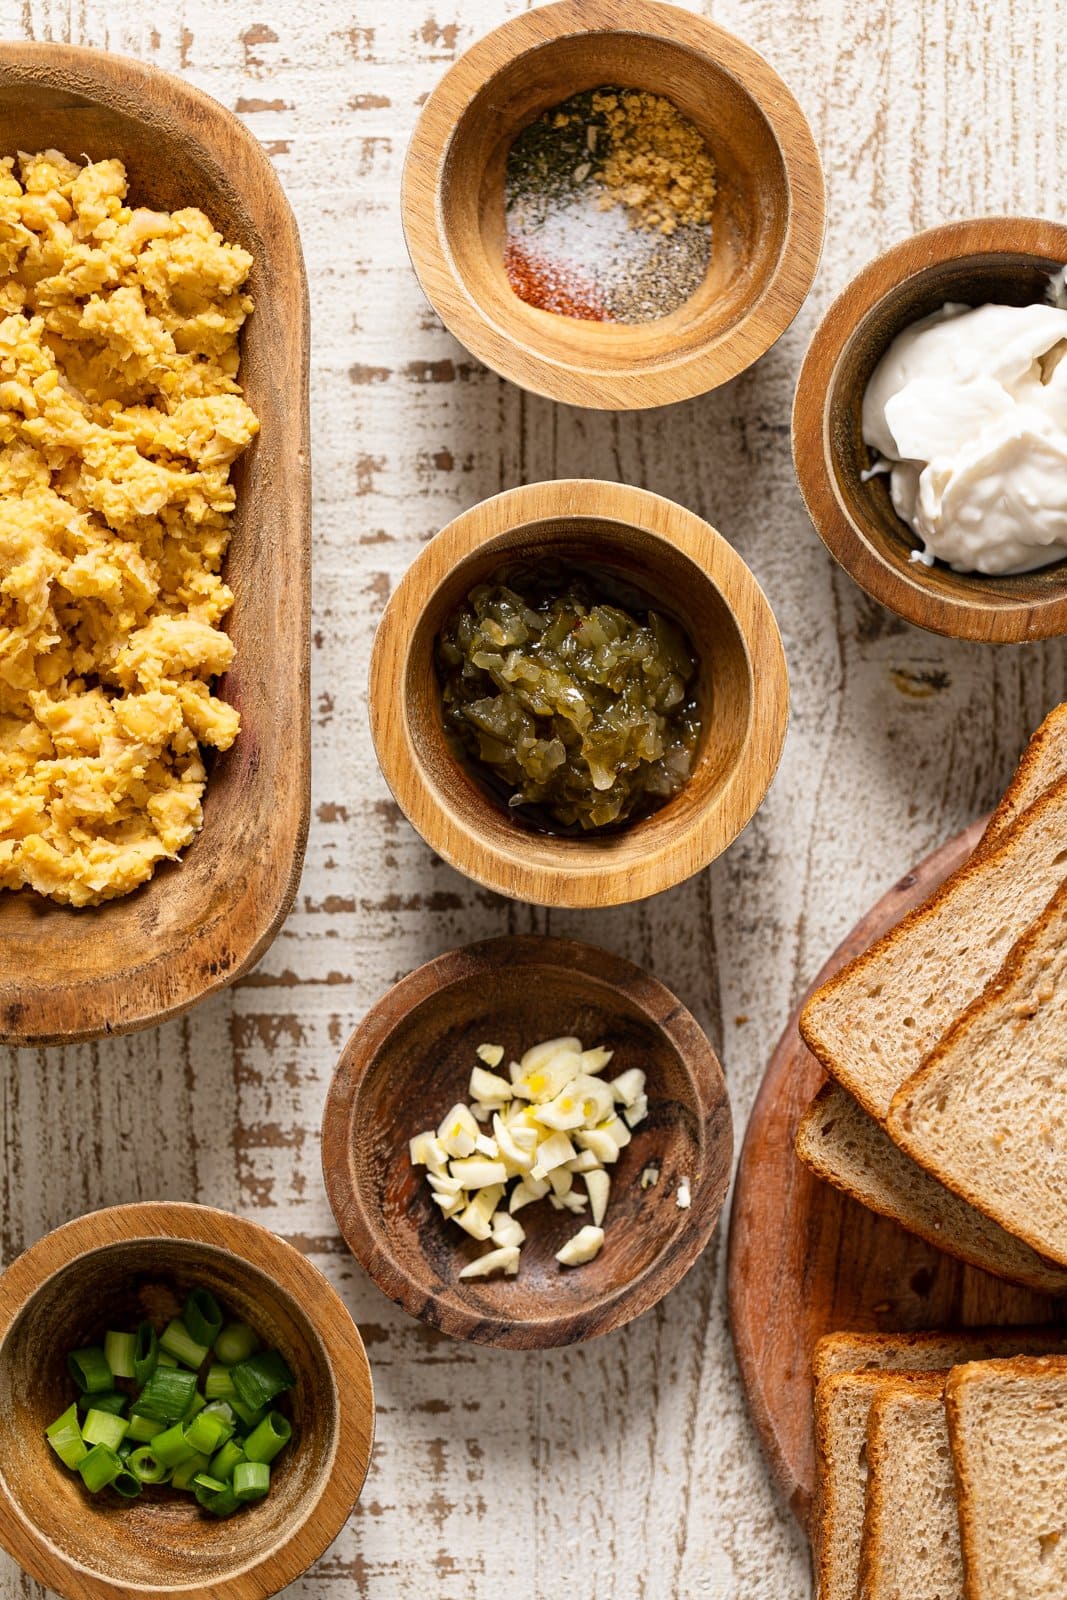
979 703 1067 847
800 772 1067 1122
946 1355 1067 1598
797 1083 1067 1294
889 877 1067 1267
859 1373 962 1600
813 1325 1067 1388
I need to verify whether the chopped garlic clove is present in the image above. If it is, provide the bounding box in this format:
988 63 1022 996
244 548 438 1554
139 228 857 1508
509 1123 539 1151
547 1166 573 1199
599 1114 632 1150
566 1148 602 1174
575 1128 621 1164
438 1103 480 1158
640 1162 660 1189
473 1132 499 1158
427 1171 463 1195
468 1183 506 1222
470 1065 514 1103
509 1174 549 1212
584 1168 610 1226
516 1056 583 1105
493 1114 534 1173
431 1191 465 1216
476 1043 505 1068
580 1046 614 1075
676 1179 691 1210
409 1130 437 1166
560 1189 588 1213
623 1093 649 1129
610 1067 646 1108
556 1225 605 1266
449 1156 509 1189
453 1205 493 1241
490 1213 525 1249
459 1244 521 1279
519 1036 581 1074
531 1088 587 1131
529 1130 577 1179
572 1074 615 1124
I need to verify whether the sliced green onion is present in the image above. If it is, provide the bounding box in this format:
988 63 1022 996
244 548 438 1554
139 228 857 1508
126 1412 166 1444
67 1346 112 1395
213 1322 259 1366
183 1410 230 1456
159 1318 209 1372
127 1446 169 1484
132 1321 159 1388
77 1389 126 1418
183 1390 207 1423
148 1421 197 1469
196 1481 239 1518
191 1473 227 1494
112 1468 142 1498
229 1397 266 1431
231 1350 294 1411
233 1460 270 1501
45 1403 87 1470
204 1364 236 1402
82 1409 129 1451
135 1365 197 1422
170 1451 211 1491
157 1351 178 1368
103 1330 136 1380
209 1440 245 1482
184 1289 223 1348
78 1443 122 1493
242 1411 291 1465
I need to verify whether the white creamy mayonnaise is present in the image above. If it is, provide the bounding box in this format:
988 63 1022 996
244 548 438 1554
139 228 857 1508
861 283 1067 575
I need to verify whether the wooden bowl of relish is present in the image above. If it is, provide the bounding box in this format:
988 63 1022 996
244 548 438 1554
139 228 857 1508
368 479 789 908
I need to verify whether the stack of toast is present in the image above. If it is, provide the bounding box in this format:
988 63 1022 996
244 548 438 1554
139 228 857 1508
796 703 1067 1291
814 1329 1067 1599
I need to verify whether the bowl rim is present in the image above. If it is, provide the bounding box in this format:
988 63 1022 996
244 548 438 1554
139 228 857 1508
320 934 733 1349
792 214 1067 642
401 0 825 409
367 478 790 908
0 1202 374 1600
0 40 311 1046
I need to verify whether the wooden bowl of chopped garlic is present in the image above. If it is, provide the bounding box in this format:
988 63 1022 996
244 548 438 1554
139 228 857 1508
321 936 732 1349
401 0 825 408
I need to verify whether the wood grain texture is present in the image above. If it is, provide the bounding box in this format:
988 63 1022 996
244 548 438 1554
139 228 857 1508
0 1203 373 1600
321 935 732 1347
793 216 1067 642
401 0 825 408
1 1 1067 1597
728 820 1063 1530
0 43 310 1045
368 479 788 906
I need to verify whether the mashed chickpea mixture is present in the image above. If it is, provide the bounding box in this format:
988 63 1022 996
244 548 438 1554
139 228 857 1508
0 150 258 905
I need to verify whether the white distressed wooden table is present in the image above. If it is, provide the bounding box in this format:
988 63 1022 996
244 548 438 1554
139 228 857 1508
2 0 1065 1595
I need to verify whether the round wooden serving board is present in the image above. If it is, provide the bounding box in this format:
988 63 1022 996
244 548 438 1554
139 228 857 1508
727 817 1066 1531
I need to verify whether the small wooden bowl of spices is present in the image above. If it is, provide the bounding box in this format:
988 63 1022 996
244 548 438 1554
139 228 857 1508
368 479 788 908
402 0 825 408
321 936 733 1348
0 1203 374 1600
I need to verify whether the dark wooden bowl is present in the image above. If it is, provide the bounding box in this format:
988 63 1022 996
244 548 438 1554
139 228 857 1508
321 936 733 1348
0 44 310 1044
367 479 789 908
402 0 824 408
0 1204 374 1600
793 216 1067 642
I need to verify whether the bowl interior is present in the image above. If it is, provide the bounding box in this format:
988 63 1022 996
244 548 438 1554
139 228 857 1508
345 955 726 1333
405 513 752 875
828 248 1067 608
441 29 788 372
0 1238 336 1590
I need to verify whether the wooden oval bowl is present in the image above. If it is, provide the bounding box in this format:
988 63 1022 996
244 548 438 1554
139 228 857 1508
793 216 1067 642
401 0 825 409
0 1204 373 1600
368 479 789 908
0 44 310 1044
321 936 732 1348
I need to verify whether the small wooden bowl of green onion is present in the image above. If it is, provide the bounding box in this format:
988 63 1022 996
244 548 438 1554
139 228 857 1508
0 1203 374 1600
